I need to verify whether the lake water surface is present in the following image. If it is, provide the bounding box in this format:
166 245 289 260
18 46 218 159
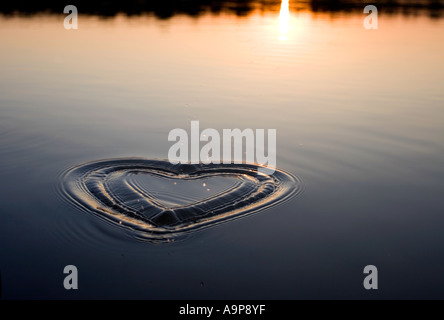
0 1 443 299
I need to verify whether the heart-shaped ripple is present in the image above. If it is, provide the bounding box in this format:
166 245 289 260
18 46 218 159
59 158 301 241
129 172 241 208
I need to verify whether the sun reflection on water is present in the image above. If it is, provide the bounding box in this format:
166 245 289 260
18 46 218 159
279 0 290 40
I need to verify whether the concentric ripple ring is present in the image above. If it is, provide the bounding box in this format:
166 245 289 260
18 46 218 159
59 158 301 241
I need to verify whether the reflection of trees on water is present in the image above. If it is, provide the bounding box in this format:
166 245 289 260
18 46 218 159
0 0 442 19
309 0 443 18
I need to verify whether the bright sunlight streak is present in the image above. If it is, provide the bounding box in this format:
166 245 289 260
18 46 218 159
279 0 290 40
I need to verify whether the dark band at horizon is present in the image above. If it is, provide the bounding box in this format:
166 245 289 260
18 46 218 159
0 0 443 19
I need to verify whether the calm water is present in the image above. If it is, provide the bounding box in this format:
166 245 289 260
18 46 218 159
0 1 444 299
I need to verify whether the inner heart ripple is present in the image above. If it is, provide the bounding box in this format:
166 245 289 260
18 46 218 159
59 158 301 241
